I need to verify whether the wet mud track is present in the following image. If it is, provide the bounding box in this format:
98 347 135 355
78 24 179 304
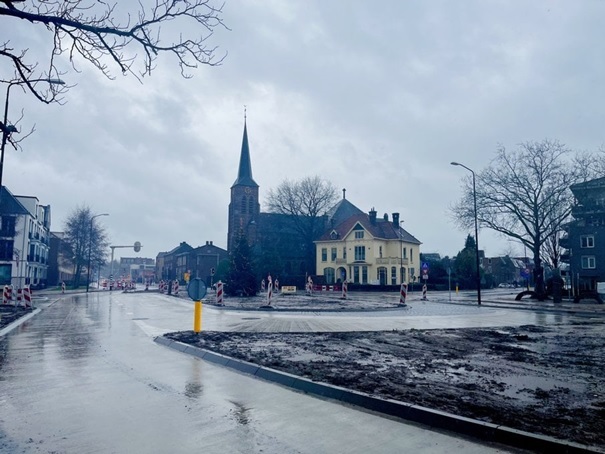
167 321 605 450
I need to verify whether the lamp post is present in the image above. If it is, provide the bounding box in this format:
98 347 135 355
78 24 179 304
0 78 65 193
87 213 109 293
399 220 405 285
451 161 481 306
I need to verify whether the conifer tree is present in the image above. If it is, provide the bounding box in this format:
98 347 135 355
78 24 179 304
225 231 258 297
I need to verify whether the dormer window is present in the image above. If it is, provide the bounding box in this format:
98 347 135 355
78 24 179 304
355 231 364 239
330 230 338 240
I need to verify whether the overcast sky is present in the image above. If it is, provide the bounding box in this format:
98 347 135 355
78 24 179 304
2 0 605 262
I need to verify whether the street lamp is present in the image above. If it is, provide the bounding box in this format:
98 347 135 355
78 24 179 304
451 161 482 306
87 213 109 293
399 220 405 285
0 78 65 194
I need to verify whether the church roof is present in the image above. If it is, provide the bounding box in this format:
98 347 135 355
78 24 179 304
231 121 258 188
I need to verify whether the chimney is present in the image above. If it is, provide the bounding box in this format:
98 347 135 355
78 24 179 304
369 208 377 224
206 241 210 246
392 213 400 228
383 213 389 221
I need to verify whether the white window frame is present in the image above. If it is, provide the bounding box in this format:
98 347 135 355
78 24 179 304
580 235 595 248
581 255 596 269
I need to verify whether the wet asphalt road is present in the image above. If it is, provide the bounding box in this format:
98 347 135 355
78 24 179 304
0 291 569 453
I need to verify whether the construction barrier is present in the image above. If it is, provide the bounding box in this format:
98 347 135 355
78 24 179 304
16 287 22 305
173 280 179 296
281 285 296 294
341 281 348 299
3 285 11 304
267 281 273 305
399 283 407 305
422 284 427 300
216 281 224 305
23 286 32 307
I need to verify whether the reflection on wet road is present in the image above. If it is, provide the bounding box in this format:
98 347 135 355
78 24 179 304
0 292 559 453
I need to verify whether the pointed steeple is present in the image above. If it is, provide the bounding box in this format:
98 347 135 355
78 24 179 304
232 120 258 188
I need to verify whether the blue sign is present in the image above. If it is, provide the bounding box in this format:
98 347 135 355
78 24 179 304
520 268 530 279
421 262 429 271
187 278 207 301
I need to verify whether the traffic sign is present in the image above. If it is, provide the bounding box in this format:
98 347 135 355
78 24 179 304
187 278 207 301
210 267 215 276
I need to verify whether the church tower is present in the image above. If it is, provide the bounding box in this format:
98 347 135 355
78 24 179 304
227 119 260 252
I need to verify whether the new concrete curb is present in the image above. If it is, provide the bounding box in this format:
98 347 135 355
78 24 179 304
0 308 41 337
154 336 601 454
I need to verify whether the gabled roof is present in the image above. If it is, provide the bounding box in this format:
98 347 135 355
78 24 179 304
317 212 421 244
325 197 364 227
0 186 29 216
231 121 258 188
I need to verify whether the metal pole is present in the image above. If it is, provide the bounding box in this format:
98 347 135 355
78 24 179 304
0 79 65 195
87 213 108 293
451 161 481 305
0 82 16 194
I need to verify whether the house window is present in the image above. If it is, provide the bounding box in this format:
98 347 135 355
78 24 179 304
391 267 397 284
324 267 335 284
362 266 368 284
580 235 595 248
321 248 327 262
379 246 383 258
410 249 414 263
355 231 364 239
353 266 360 283
343 247 347 260
354 246 365 261
0 240 13 261
402 247 407 259
581 256 596 269
331 247 337 261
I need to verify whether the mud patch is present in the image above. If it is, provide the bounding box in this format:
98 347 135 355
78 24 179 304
166 322 605 449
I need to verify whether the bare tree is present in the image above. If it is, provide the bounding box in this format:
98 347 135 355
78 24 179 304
0 0 226 103
63 205 109 288
265 176 338 273
451 139 601 299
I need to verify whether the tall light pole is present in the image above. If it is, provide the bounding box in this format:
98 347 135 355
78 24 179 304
87 213 109 293
451 161 481 306
0 78 65 193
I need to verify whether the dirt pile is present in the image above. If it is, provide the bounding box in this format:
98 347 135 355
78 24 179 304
166 322 605 450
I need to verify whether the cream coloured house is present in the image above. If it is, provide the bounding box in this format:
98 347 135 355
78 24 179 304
315 206 421 285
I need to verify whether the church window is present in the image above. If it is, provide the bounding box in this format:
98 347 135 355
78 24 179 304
241 196 247 214
248 197 254 214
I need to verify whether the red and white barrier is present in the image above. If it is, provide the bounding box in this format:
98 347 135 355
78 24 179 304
216 281 224 305
23 285 32 307
173 280 179 296
267 281 273 305
341 281 348 299
422 284 427 300
16 287 22 305
3 285 11 304
399 283 407 305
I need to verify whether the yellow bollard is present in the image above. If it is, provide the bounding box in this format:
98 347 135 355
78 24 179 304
456 285 459 294
193 300 202 333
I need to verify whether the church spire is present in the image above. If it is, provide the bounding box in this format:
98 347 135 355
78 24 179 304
232 116 258 188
